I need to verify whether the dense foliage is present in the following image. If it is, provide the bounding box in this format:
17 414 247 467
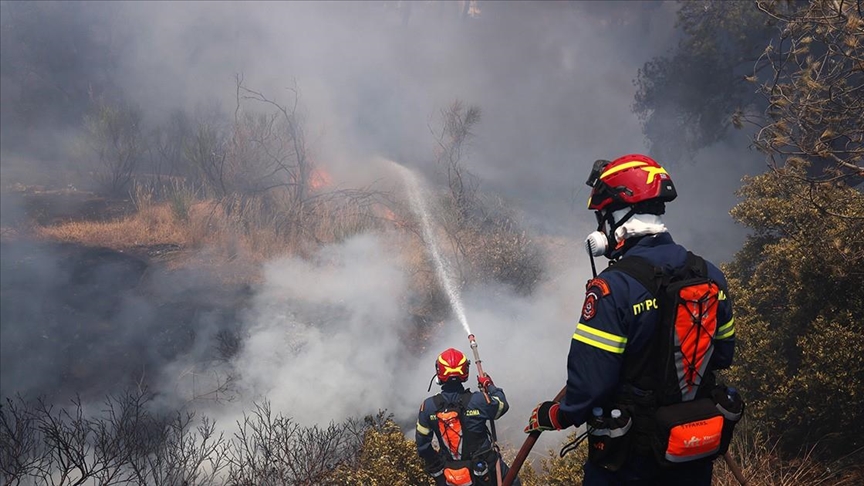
634 0 863 462
725 159 863 458
723 0 864 461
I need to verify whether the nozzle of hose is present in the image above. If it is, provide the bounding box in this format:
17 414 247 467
468 334 477 349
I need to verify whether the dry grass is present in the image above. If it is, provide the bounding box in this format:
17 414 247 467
713 428 863 486
524 426 863 486
31 191 387 271
36 203 188 249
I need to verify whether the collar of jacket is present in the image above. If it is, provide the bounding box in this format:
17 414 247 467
623 232 675 255
441 381 467 393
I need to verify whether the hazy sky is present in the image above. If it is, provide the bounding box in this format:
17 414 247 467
118 1 756 254
1 0 763 453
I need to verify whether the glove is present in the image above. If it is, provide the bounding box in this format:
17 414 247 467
477 374 494 390
524 401 571 433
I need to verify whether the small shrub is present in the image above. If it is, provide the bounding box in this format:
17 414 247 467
167 180 197 222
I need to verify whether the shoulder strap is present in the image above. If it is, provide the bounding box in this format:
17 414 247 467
460 390 473 410
609 256 665 296
433 391 473 412
432 393 445 412
680 251 708 279
614 252 709 290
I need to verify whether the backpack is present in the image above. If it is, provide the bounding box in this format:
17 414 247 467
432 392 495 486
433 391 489 460
591 252 744 468
613 251 722 402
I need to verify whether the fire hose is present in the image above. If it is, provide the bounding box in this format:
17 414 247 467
467 333 503 486
501 386 566 486
501 385 748 486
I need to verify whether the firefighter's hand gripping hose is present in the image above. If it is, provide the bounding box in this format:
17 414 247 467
524 401 571 433
477 373 494 390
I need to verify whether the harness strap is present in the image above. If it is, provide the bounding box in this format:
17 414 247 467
609 255 664 297
433 390 481 462
432 390 473 413
611 251 713 398
611 251 708 298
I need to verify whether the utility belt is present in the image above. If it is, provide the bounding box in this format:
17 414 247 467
439 448 498 486
586 383 745 471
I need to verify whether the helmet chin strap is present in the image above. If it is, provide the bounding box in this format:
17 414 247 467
585 206 642 275
600 206 639 259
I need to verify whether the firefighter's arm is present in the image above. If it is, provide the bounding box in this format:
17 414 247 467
416 401 447 484
712 270 735 369
482 383 509 420
559 276 627 426
415 400 439 463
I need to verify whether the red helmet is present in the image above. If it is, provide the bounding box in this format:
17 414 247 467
586 154 677 211
435 348 470 383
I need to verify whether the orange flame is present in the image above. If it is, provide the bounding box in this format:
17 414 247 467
309 168 332 191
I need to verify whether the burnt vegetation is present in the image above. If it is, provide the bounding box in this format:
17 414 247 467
0 390 410 486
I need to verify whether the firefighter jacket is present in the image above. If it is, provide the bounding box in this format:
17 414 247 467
559 232 735 426
415 381 509 465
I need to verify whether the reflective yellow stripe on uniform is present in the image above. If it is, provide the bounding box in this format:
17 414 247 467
573 323 627 354
716 318 735 340
493 396 505 420
416 421 431 436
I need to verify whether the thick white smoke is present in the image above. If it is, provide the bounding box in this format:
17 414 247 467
227 233 411 425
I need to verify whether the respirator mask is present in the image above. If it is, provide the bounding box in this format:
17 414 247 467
585 207 638 260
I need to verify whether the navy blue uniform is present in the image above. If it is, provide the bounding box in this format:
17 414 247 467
561 233 735 484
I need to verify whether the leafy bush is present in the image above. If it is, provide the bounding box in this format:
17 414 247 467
329 413 432 485
724 160 864 459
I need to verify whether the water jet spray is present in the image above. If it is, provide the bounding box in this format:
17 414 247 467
397 163 471 335
396 161 510 485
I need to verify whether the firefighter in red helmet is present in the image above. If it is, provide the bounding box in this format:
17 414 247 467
417 348 521 486
524 155 741 485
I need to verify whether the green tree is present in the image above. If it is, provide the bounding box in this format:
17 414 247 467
724 0 863 462
746 0 864 183
725 159 863 459
639 0 863 461
633 0 780 162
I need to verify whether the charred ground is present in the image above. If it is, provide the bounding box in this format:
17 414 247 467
0 186 254 403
